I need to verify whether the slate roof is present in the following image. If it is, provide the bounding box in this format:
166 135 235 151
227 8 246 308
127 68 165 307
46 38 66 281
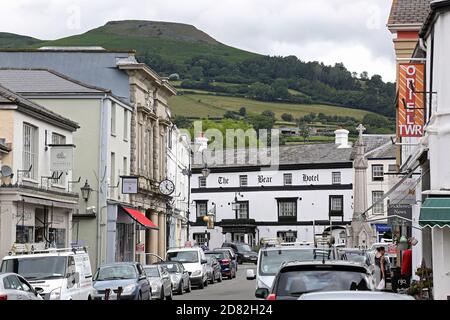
350 134 396 160
193 143 354 169
0 84 79 131
388 0 431 25
0 69 108 94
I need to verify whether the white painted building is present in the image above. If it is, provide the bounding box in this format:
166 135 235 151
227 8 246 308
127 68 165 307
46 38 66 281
189 132 354 249
166 125 190 248
0 85 79 258
0 69 136 270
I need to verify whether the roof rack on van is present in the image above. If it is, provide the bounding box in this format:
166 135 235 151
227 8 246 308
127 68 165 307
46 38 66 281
279 241 314 247
8 244 88 256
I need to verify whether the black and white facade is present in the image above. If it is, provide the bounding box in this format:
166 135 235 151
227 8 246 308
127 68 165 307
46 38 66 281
189 132 354 248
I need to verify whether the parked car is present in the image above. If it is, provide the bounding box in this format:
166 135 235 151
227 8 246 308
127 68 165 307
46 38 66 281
204 253 223 284
221 242 258 264
143 264 172 300
1 247 93 300
156 261 191 295
298 291 415 300
0 273 44 300
206 251 236 279
92 262 151 300
166 247 208 289
247 245 335 296
214 248 238 273
255 260 376 300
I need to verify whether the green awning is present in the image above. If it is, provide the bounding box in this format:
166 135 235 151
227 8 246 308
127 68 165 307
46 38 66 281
419 198 450 228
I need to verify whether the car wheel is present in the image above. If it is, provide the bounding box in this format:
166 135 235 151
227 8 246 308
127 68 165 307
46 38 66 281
186 280 192 293
177 283 183 295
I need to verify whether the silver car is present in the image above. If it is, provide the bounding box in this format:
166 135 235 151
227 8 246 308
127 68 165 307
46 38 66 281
143 265 172 300
0 272 43 300
156 262 191 295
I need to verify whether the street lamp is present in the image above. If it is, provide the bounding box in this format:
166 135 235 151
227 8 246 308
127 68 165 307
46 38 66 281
80 180 92 202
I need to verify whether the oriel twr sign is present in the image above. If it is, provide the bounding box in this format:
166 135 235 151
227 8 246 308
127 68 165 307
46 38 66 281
397 63 425 137
50 145 74 172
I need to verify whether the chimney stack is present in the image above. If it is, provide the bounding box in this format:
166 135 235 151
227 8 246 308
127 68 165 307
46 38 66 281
334 128 350 148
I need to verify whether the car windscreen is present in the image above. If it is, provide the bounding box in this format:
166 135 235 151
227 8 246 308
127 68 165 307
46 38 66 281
275 269 371 297
94 265 137 281
206 252 226 260
259 249 332 276
1 256 67 280
161 263 180 273
143 267 160 277
236 244 252 252
167 251 199 263
343 252 368 264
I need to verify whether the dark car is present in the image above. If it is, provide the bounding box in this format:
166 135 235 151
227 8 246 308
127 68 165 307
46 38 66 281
92 262 151 300
206 251 236 279
214 248 238 272
204 253 223 284
222 242 258 265
255 261 375 300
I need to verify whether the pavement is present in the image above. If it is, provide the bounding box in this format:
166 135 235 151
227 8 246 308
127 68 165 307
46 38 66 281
174 264 257 300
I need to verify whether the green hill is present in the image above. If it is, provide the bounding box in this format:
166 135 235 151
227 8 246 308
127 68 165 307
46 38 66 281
0 32 42 48
0 20 395 123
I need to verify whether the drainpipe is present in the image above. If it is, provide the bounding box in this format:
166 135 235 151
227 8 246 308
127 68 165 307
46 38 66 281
97 94 109 267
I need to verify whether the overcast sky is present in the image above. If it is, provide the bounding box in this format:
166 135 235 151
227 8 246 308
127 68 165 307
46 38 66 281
1 0 396 82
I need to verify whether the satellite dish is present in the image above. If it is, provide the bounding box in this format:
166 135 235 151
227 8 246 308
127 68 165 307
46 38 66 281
1 165 13 177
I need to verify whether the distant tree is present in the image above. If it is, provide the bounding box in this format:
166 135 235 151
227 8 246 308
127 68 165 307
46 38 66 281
248 114 276 132
281 113 293 122
168 73 180 81
172 115 193 128
239 107 247 116
360 71 369 80
262 110 275 119
299 125 310 143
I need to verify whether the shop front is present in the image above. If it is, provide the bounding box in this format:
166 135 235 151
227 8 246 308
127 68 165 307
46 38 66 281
0 187 78 257
221 219 257 247
106 204 158 264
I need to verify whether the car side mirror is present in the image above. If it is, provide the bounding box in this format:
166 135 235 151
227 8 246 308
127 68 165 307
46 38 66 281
255 288 269 299
139 275 147 280
246 269 256 280
35 288 44 295
201 259 207 264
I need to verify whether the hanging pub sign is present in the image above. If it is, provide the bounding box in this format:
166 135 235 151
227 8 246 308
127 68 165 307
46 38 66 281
121 176 138 194
50 144 75 172
397 63 425 137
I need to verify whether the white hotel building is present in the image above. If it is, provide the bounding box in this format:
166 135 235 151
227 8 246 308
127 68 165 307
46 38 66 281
189 132 355 249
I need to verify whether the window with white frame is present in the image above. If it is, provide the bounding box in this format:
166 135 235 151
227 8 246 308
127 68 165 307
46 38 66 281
51 133 66 186
284 173 292 186
110 152 116 187
277 198 297 222
329 195 344 218
123 109 128 141
372 191 384 214
196 201 208 220
332 172 341 184
239 175 248 187
236 201 249 219
193 233 208 245
23 123 38 180
372 164 384 181
111 103 116 136
277 231 297 243
123 157 128 176
199 176 206 188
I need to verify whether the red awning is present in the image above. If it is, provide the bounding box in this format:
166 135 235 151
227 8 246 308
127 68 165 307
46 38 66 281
120 206 158 229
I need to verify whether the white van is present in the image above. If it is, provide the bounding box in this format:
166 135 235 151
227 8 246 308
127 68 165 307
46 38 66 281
0 247 94 300
166 247 208 289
